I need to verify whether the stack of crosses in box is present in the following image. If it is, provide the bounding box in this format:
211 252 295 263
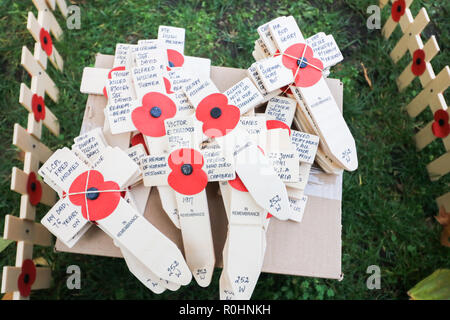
40 17 357 300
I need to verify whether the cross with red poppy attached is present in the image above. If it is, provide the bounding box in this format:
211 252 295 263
1 259 52 299
39 147 192 286
253 18 358 172
414 108 450 152
26 6 64 71
141 117 215 287
19 45 60 139
396 37 440 92
158 26 186 71
382 0 413 39
167 147 214 287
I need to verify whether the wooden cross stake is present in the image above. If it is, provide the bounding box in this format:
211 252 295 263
27 10 64 71
382 0 414 40
396 36 439 92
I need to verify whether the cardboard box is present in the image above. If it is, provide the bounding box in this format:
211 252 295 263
55 54 343 280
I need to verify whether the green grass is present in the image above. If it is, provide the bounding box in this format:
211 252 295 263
1 0 449 300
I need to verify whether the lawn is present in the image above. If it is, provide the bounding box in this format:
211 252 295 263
0 0 449 300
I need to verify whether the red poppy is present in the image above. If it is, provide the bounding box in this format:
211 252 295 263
31 94 46 122
196 93 240 138
68 170 121 221
167 148 208 195
130 133 149 154
17 259 36 297
228 173 248 192
103 66 126 98
432 109 450 138
167 49 184 70
391 0 406 22
164 77 175 94
266 120 292 136
26 172 42 206
282 43 323 88
411 49 426 76
39 28 53 56
131 92 177 137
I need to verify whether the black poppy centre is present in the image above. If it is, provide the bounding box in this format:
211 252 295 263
210 107 222 119
150 106 162 118
297 57 308 68
86 187 100 200
181 164 193 175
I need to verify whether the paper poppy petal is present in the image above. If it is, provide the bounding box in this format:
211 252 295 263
18 274 32 297
434 109 449 122
196 93 240 138
168 170 208 195
18 259 36 297
293 57 323 88
168 148 204 169
411 49 426 76
432 122 450 138
31 94 46 122
164 77 175 94
391 0 406 22
266 120 292 136
22 259 36 284
130 133 149 154
132 92 177 137
168 148 208 195
282 44 323 88
26 172 42 206
68 170 121 221
228 174 248 192
39 28 53 56
167 49 184 68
